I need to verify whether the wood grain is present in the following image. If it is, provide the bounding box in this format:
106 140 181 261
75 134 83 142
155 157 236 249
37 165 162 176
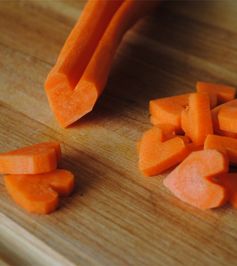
0 0 237 265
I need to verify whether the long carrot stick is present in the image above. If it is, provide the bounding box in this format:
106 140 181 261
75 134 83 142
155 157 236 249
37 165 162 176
45 0 158 127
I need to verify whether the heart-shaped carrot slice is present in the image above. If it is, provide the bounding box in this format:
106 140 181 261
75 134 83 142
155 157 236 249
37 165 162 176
4 169 74 214
164 150 229 209
0 142 61 174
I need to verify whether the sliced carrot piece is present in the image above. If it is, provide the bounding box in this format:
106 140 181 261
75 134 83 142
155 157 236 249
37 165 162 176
204 134 237 165
4 169 74 214
211 99 237 136
164 150 229 209
149 94 189 132
196 82 236 104
46 0 123 89
218 173 237 208
139 135 189 177
181 93 213 145
0 142 61 174
45 0 158 127
218 105 237 133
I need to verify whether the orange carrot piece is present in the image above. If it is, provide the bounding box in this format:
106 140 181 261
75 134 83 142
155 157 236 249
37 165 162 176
46 0 123 89
139 135 189 177
187 143 203 152
204 134 237 165
196 82 236 104
4 169 74 214
45 0 158 127
0 142 61 174
211 99 237 136
218 105 237 133
164 150 229 209
181 93 213 145
149 94 189 132
218 173 237 208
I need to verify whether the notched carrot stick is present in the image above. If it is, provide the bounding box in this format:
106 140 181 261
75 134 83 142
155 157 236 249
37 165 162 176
4 169 74 214
0 142 61 174
163 150 229 209
218 173 237 208
196 82 236 104
149 94 189 132
218 105 237 133
46 0 158 127
204 134 237 165
211 99 237 137
139 135 189 177
181 93 213 145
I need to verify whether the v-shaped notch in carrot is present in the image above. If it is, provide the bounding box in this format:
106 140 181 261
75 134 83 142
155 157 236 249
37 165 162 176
4 169 74 214
45 0 158 127
139 131 189 176
0 142 61 174
164 150 229 209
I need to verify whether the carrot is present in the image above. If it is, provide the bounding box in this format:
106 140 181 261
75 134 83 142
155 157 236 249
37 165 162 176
196 82 236 104
0 142 61 174
181 93 213 145
149 94 189 132
163 150 229 209
139 135 189 177
211 99 237 136
218 173 237 208
4 169 74 214
45 0 123 89
218 105 237 133
187 143 203 152
45 0 158 127
204 134 237 165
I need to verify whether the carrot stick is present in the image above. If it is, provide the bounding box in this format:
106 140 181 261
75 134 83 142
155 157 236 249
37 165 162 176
181 93 213 145
149 94 189 132
204 134 237 165
139 135 189 177
0 142 61 174
45 0 158 127
196 82 236 104
218 173 237 208
163 150 229 209
4 169 74 214
211 99 237 137
218 105 237 133
45 0 123 89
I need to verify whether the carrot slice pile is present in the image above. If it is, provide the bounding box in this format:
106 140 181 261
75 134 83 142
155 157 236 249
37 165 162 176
163 150 228 209
0 142 61 174
149 94 189 132
0 142 75 214
196 82 236 104
5 170 74 214
45 0 159 127
138 81 237 210
181 93 213 145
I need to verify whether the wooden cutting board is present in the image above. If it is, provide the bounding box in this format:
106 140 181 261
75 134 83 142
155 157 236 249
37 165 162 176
1 1 237 265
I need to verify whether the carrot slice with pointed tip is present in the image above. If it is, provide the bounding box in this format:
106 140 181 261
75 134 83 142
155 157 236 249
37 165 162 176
181 93 213 145
139 135 189 177
0 142 61 174
204 134 237 165
149 94 189 132
4 169 74 214
196 82 236 104
211 99 237 137
164 150 229 209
